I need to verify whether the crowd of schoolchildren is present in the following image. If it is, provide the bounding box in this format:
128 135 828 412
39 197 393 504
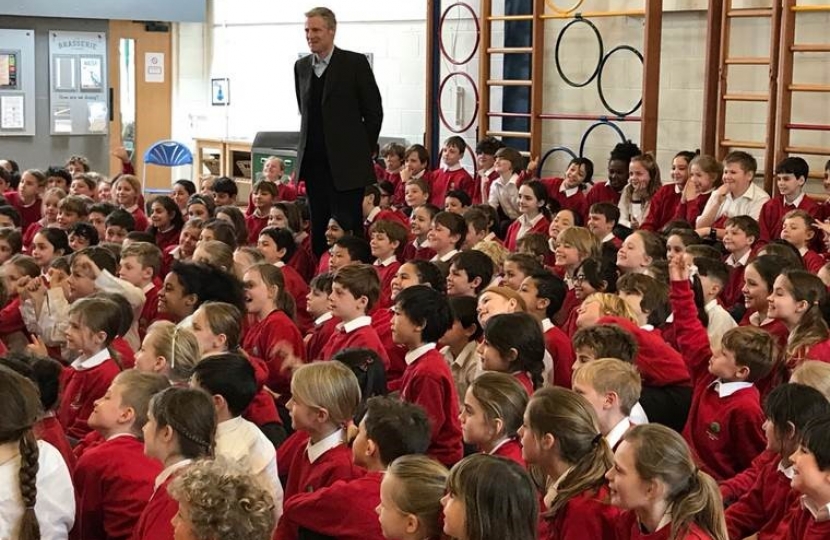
2 136 830 540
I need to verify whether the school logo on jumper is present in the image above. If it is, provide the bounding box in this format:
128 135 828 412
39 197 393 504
706 421 721 441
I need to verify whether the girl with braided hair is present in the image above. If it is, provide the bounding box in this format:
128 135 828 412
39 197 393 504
132 387 217 540
0 367 75 540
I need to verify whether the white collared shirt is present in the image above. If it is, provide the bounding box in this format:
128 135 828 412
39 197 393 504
704 299 737 349
441 163 463 172
726 249 751 267
710 379 754 398
631 402 649 424
154 459 193 491
215 416 283 519
777 460 795 480
488 437 512 455
405 342 436 366
699 182 770 224
605 417 632 451
312 48 334 77
375 255 397 267
541 318 554 333
341 315 372 334
517 212 544 241
559 183 579 198
601 232 616 243
488 173 521 220
314 311 333 327
802 495 830 522
71 348 111 371
784 193 805 208
307 429 344 464
442 341 480 405
431 249 459 263
365 206 381 224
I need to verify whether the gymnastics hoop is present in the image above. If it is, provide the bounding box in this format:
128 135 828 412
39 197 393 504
554 16 604 87
597 45 644 117
545 0 584 15
578 121 627 158
537 146 578 177
437 71 480 134
438 2 481 66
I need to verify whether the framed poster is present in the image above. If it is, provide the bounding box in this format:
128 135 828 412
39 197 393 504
49 31 107 135
211 78 229 106
80 56 103 91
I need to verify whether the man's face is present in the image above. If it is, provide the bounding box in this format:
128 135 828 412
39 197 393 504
305 16 335 55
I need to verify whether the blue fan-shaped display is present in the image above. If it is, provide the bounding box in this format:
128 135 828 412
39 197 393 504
143 140 193 167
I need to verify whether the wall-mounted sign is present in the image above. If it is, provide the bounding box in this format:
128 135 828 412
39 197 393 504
48 31 108 135
145 52 164 83
0 29 35 135
211 77 229 106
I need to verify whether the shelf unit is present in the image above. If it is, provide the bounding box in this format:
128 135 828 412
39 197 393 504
193 137 254 201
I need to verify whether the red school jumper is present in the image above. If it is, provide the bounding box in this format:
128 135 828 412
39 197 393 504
319 316 390 369
539 484 620 540
281 471 384 540
429 166 474 207
288 233 317 283
615 511 716 540
505 214 551 252
673 192 712 225
128 206 149 232
73 435 162 540
541 177 588 219
400 344 463 466
672 280 765 481
543 319 574 388
305 313 340 361
780 501 830 540
58 355 121 441
400 238 436 262
243 354 284 429
131 464 189 540
491 437 525 466
138 283 161 340
153 226 182 253
242 309 305 399
640 184 682 232
245 212 269 245
34 414 76 474
373 257 401 310
758 194 818 243
585 181 621 209
724 455 800 540
719 449 778 504
277 262 314 333
3 191 42 231
371 306 408 391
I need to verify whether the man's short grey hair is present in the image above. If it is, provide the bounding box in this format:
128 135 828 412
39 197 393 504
305 7 337 31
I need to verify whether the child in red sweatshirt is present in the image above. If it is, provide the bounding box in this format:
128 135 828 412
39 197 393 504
132 386 215 540
58 297 124 441
780 413 830 540
393 285 463 466
724 383 830 540
669 253 776 481
72 370 169 540
281 397 431 540
369 219 406 310
304 272 339 361
275 361 362 540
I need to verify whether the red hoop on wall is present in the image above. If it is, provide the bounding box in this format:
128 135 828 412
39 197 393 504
437 71 480 134
438 2 481 65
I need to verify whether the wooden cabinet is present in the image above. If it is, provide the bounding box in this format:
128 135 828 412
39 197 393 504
193 138 253 201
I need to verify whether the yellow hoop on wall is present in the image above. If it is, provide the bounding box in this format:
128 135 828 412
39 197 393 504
545 0 584 15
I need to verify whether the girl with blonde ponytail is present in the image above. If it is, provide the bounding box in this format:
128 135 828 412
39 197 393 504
0 368 75 540
240 263 306 402
519 386 620 539
607 423 727 540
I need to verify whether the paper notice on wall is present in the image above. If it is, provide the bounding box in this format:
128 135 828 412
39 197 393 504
0 95 24 129
145 52 164 83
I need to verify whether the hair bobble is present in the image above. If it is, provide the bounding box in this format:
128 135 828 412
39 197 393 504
170 325 180 368
591 433 603 446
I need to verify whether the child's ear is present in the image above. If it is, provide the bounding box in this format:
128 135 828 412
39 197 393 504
470 276 482 290
93 329 108 346
506 347 519 363
276 247 287 261
462 323 477 339
142 266 154 281
390 240 401 252
604 391 619 411
806 228 815 241
366 438 379 458
540 432 556 451
491 418 505 438
747 235 757 246
784 421 797 442
734 365 751 381
315 406 331 425
404 514 420 535
154 355 168 373
184 292 198 309
120 404 136 425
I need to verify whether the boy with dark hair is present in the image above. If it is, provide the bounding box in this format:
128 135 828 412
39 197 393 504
68 222 99 251
305 272 338 360
587 202 622 249
759 156 817 243
446 250 494 297
397 144 432 208
444 189 472 215
462 206 497 250
362 183 408 234
58 195 90 231
329 235 373 273
0 204 21 229
6 168 45 231
281 397 431 540
45 166 72 191
192 354 283 516
517 271 574 388
429 136 473 207
211 176 238 207
721 215 760 308
393 285 462 466
321 264 389 368
697 150 770 239
245 180 277 245
428 211 466 267
89 202 116 241
105 208 136 244
474 136 505 205
440 295 482 405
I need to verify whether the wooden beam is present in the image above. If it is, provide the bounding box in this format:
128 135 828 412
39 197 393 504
640 0 663 152
763 0 783 193
701 0 724 156
715 0 732 161
479 0 492 142
530 0 544 160
775 0 797 172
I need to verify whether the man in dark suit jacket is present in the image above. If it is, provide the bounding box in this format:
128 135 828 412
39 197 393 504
295 7 384 256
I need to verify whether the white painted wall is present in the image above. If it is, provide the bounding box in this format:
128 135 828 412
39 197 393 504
171 0 830 189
